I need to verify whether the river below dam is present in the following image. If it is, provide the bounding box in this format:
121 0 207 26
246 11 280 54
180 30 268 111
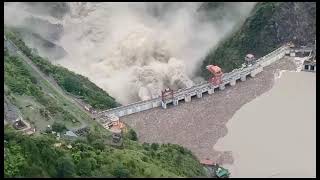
214 71 316 178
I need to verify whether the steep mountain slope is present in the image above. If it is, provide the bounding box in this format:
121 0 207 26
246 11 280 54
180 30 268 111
5 28 119 110
4 27 207 178
200 2 316 78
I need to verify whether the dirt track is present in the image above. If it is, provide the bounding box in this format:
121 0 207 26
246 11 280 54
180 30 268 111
122 56 296 164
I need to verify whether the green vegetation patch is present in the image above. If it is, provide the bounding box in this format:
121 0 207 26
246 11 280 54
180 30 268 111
5 28 119 110
200 2 282 78
4 126 206 178
4 50 84 131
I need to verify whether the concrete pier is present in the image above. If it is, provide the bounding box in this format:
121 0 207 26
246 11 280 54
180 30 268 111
197 91 203 98
240 76 246 82
219 84 225 90
230 80 236 86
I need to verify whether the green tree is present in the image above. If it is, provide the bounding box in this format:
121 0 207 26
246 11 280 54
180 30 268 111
128 129 138 141
4 144 26 177
77 158 92 176
56 156 76 178
113 164 130 178
92 139 105 151
51 121 67 133
22 164 45 177
151 143 159 151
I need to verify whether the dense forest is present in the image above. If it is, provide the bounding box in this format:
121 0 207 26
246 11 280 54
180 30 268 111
4 125 206 178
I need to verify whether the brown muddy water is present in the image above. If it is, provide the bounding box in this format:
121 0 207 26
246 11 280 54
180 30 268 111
214 71 316 178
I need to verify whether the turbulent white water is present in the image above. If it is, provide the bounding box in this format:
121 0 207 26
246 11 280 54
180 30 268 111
5 2 257 104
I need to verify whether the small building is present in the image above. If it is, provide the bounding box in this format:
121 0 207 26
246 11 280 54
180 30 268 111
161 88 174 101
245 54 256 65
84 105 97 114
303 60 316 72
200 159 216 167
13 118 27 130
112 132 122 143
200 159 230 178
215 166 230 178
73 126 90 136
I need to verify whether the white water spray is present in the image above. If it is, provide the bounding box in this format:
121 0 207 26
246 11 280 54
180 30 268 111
5 2 257 104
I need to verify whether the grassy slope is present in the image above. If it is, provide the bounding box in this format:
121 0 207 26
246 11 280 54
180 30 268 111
4 50 92 131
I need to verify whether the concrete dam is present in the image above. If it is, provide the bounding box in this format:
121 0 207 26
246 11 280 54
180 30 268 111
96 43 314 119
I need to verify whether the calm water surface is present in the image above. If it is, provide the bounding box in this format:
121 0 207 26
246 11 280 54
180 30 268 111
215 71 316 178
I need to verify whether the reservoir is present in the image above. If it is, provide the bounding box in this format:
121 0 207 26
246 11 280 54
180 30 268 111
214 71 316 178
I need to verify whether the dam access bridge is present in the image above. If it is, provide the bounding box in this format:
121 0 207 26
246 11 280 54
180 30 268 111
96 43 315 119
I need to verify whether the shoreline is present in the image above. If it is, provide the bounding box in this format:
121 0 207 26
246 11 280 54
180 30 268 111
122 56 297 163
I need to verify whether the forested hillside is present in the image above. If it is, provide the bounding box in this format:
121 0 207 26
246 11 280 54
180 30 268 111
200 2 316 78
4 126 206 178
5 28 119 110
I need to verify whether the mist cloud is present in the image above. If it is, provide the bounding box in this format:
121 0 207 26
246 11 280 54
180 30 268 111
4 2 256 105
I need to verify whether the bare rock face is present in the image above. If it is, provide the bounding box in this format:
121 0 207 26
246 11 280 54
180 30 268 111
4 96 20 123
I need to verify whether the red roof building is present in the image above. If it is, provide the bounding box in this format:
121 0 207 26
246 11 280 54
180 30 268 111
200 159 215 166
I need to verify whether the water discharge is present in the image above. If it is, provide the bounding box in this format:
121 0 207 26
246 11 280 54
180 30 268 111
5 2 257 104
